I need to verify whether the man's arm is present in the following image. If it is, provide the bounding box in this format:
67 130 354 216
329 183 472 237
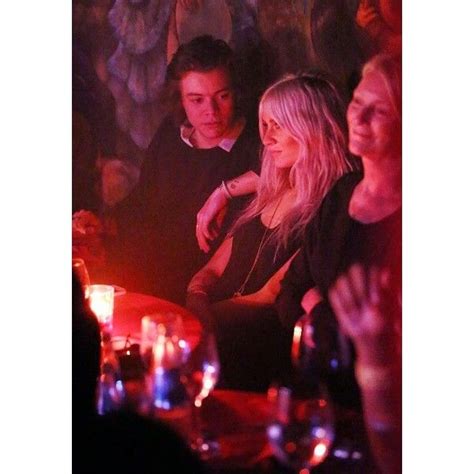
186 237 233 328
196 170 260 252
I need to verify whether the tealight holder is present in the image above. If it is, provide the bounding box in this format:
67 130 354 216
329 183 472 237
89 284 115 334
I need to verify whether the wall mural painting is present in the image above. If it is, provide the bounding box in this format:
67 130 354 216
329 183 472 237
73 0 401 211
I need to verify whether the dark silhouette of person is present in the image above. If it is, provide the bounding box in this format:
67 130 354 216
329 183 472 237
72 273 207 474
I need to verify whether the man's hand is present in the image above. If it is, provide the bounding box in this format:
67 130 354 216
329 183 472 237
196 185 229 253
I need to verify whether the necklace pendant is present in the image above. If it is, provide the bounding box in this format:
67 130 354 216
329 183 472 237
233 291 242 298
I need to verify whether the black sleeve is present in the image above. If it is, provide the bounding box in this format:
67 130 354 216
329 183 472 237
275 245 315 330
275 195 323 331
275 172 361 331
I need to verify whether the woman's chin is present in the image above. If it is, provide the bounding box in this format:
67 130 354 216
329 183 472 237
348 140 367 157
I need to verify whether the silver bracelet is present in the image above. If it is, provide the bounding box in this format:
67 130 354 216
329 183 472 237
220 180 233 200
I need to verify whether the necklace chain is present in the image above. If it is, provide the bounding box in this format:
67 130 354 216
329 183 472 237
233 197 283 298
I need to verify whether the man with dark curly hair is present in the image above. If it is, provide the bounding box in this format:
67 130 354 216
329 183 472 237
105 35 260 304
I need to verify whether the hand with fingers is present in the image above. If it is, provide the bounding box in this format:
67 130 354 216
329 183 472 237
328 263 401 474
328 263 400 367
196 171 260 253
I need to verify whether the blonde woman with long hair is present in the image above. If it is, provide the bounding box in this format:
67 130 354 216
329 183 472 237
187 73 355 391
278 54 402 469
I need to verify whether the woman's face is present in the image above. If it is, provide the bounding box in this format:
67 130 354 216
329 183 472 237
347 70 401 160
260 110 300 169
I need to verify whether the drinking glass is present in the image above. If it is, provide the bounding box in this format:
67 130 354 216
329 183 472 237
146 318 192 439
149 317 190 409
72 258 90 299
292 307 353 386
141 313 185 371
181 330 220 459
266 386 334 473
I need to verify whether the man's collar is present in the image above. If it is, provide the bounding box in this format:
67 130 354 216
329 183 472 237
180 118 246 152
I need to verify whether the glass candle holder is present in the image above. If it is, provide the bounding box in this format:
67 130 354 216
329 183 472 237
89 284 115 333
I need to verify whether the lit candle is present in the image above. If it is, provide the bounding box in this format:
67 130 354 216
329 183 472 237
89 284 115 332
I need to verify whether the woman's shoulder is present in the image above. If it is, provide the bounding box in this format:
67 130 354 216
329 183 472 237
329 172 363 197
317 172 362 212
305 172 362 236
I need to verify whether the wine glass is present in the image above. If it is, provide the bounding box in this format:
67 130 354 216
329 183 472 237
149 318 190 412
181 330 220 459
72 258 91 299
266 386 334 473
264 306 344 472
291 306 353 387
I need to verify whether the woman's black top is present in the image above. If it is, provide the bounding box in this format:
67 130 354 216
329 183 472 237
276 172 401 408
209 215 300 303
277 172 401 329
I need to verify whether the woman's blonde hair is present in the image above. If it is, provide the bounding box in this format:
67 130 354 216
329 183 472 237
362 54 402 121
233 73 355 250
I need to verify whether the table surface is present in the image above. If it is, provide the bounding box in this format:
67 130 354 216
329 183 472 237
112 291 202 350
108 292 371 473
200 390 372 473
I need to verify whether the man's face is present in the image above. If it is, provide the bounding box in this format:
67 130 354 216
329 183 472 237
180 67 236 148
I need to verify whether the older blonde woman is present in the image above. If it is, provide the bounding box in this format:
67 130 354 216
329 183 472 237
276 55 402 459
278 53 402 332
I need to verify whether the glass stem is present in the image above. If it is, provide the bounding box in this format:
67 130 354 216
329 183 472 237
191 401 203 445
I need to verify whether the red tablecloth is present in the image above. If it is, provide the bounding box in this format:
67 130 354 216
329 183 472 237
107 293 370 472
112 291 202 349
200 390 370 473
202 390 272 468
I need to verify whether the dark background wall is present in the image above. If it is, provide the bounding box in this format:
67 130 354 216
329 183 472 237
72 0 400 212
